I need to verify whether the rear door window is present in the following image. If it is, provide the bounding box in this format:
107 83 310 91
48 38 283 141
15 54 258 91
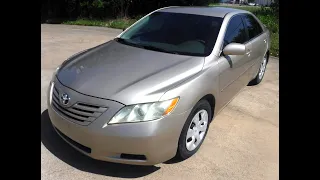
224 15 248 47
242 14 263 40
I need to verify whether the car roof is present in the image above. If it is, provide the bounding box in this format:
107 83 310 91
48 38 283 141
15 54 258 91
158 6 249 18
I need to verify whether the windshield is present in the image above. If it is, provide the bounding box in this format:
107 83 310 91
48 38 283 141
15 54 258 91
118 12 223 57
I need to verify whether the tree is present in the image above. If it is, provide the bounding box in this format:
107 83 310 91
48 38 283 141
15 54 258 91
105 0 134 18
211 0 220 3
270 0 279 16
42 0 213 21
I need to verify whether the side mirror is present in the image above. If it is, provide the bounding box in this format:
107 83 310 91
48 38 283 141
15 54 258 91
223 43 246 56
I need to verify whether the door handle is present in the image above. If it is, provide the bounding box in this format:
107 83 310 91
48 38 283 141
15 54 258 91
246 50 251 56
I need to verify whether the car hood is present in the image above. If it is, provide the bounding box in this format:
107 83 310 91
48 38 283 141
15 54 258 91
57 40 204 105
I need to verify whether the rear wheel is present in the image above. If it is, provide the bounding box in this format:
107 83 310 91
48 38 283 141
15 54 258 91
176 100 212 160
248 53 268 86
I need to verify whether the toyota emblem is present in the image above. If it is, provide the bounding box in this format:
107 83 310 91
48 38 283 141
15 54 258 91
60 93 70 106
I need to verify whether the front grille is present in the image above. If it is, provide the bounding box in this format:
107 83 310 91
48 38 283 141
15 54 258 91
52 86 107 125
55 127 91 154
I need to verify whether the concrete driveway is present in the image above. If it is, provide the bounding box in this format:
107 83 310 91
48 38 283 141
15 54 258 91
41 24 279 180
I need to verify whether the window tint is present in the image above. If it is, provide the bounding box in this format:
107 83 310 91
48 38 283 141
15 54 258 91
224 15 247 47
242 14 263 39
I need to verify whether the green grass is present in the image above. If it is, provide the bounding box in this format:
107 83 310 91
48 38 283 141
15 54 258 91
63 18 137 29
208 2 220 6
209 5 261 12
63 5 279 57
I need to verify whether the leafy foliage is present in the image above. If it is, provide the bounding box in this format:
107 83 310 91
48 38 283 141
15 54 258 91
270 0 279 17
42 0 211 20
253 7 279 56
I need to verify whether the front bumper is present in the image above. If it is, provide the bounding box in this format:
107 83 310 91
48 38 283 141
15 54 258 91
47 79 190 165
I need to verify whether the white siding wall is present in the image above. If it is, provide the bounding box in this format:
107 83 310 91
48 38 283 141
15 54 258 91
220 0 273 5
255 0 274 6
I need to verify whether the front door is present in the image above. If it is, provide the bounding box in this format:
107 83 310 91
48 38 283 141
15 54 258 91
217 14 252 109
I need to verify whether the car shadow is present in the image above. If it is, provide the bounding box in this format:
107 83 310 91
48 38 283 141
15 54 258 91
163 158 184 164
225 55 233 68
41 110 160 178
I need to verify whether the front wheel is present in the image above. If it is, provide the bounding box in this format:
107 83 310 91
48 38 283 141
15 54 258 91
248 53 268 86
176 100 212 160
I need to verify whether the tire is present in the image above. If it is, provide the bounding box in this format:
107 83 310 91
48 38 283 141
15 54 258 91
176 100 212 160
248 53 268 86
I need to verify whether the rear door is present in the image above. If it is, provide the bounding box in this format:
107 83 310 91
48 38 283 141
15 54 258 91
241 14 268 79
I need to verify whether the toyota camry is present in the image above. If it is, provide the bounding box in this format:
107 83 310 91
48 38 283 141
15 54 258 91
47 6 270 165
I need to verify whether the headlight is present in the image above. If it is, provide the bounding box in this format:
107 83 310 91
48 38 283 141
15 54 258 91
51 66 60 80
106 97 179 125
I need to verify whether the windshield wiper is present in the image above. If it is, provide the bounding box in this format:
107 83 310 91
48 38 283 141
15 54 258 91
138 44 181 55
115 38 158 51
114 37 134 45
115 38 181 55
114 37 141 47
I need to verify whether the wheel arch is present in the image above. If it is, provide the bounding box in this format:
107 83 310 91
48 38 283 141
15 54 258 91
198 94 216 122
266 50 270 63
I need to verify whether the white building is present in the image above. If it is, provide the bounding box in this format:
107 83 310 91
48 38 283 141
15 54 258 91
254 0 274 6
221 0 274 6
